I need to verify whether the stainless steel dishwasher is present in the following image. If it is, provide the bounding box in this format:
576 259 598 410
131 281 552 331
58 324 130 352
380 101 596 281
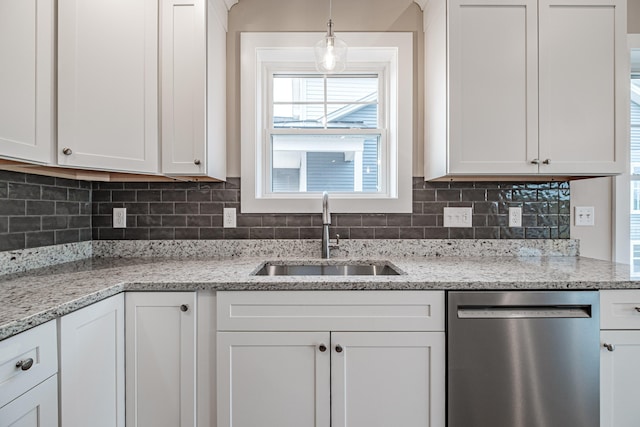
448 291 599 427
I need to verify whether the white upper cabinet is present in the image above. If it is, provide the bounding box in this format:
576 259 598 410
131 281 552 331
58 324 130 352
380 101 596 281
0 0 55 164
422 0 626 179
447 0 539 176
57 0 159 174
538 0 627 174
160 0 226 179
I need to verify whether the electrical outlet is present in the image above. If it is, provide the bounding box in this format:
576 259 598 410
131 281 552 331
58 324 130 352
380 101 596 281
575 206 595 226
113 208 127 228
509 207 522 227
443 207 473 228
223 208 237 228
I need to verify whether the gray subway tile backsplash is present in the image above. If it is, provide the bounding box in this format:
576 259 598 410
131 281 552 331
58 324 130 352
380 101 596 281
0 171 92 251
0 171 571 251
91 177 570 242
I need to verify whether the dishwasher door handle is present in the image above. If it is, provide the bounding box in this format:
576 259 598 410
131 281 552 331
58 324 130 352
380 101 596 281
457 305 592 319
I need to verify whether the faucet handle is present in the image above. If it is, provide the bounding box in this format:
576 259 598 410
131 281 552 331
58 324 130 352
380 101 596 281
330 233 340 248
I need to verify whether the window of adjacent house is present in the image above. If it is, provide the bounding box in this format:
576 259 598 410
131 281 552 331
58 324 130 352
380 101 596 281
240 32 413 214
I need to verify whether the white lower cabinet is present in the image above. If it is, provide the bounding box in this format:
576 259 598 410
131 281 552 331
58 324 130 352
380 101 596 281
126 292 197 427
331 332 444 427
600 290 640 427
600 330 640 426
59 294 125 427
218 331 330 427
0 374 58 427
217 291 446 427
0 319 58 427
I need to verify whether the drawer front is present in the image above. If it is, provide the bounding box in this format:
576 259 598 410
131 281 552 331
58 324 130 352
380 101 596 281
217 291 445 332
600 290 640 330
0 320 57 407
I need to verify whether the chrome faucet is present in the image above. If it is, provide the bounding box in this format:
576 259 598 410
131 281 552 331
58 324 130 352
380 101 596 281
321 191 331 258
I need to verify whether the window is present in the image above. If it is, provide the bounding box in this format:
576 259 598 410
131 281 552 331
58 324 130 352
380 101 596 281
630 76 640 274
240 33 413 214
270 74 382 194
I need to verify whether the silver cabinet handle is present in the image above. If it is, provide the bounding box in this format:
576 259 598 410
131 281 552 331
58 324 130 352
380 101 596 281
319 344 327 352
16 358 34 371
530 159 540 165
604 343 615 352
180 304 189 312
335 345 343 353
194 159 201 165
543 159 551 165
62 147 72 155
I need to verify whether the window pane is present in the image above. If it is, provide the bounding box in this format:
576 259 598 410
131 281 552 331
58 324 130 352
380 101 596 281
273 76 324 103
271 134 381 193
325 104 378 129
326 76 379 103
273 104 325 128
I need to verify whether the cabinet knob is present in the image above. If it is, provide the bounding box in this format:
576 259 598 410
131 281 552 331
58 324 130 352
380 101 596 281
16 358 34 371
542 159 551 165
603 343 615 352
62 147 73 155
530 159 540 165
335 345 343 353
319 344 327 352
180 304 189 312
194 159 201 166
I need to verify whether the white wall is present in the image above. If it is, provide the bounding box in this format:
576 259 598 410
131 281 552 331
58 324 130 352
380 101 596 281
226 0 423 177
570 2 638 262
224 0 640 261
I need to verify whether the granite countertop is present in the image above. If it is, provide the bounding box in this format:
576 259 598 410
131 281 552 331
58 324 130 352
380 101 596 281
1 251 638 341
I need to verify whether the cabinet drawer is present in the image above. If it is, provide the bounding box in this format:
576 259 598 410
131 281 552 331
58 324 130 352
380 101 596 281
217 291 445 332
0 320 57 408
600 290 640 330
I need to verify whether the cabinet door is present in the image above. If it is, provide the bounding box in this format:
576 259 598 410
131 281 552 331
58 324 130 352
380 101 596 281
217 331 331 427
601 330 640 426
538 0 626 174
59 294 125 427
0 0 54 164
0 374 58 427
331 332 445 427
448 0 538 175
160 0 206 175
58 0 158 173
126 292 196 427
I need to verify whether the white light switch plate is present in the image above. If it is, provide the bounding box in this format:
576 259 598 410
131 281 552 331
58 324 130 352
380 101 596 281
575 206 595 226
443 207 473 228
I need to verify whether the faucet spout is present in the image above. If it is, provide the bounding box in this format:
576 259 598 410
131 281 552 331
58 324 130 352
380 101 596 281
321 192 331 258
322 191 331 225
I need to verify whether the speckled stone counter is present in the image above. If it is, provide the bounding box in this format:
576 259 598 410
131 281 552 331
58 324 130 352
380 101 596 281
1 252 638 341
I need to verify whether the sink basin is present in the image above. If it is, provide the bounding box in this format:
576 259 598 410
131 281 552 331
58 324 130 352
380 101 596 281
253 261 402 276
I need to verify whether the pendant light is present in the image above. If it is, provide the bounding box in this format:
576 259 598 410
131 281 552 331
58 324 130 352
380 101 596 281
314 0 347 73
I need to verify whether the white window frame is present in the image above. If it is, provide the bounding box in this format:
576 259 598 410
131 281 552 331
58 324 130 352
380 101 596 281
240 32 413 214
614 34 640 265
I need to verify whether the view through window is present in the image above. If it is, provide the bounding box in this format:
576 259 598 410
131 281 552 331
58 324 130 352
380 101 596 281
269 74 383 194
630 76 640 275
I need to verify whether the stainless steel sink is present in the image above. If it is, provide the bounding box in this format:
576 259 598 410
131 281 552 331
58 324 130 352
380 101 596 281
253 261 402 276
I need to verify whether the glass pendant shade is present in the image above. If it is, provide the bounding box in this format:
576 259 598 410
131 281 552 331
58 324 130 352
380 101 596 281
315 20 347 73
